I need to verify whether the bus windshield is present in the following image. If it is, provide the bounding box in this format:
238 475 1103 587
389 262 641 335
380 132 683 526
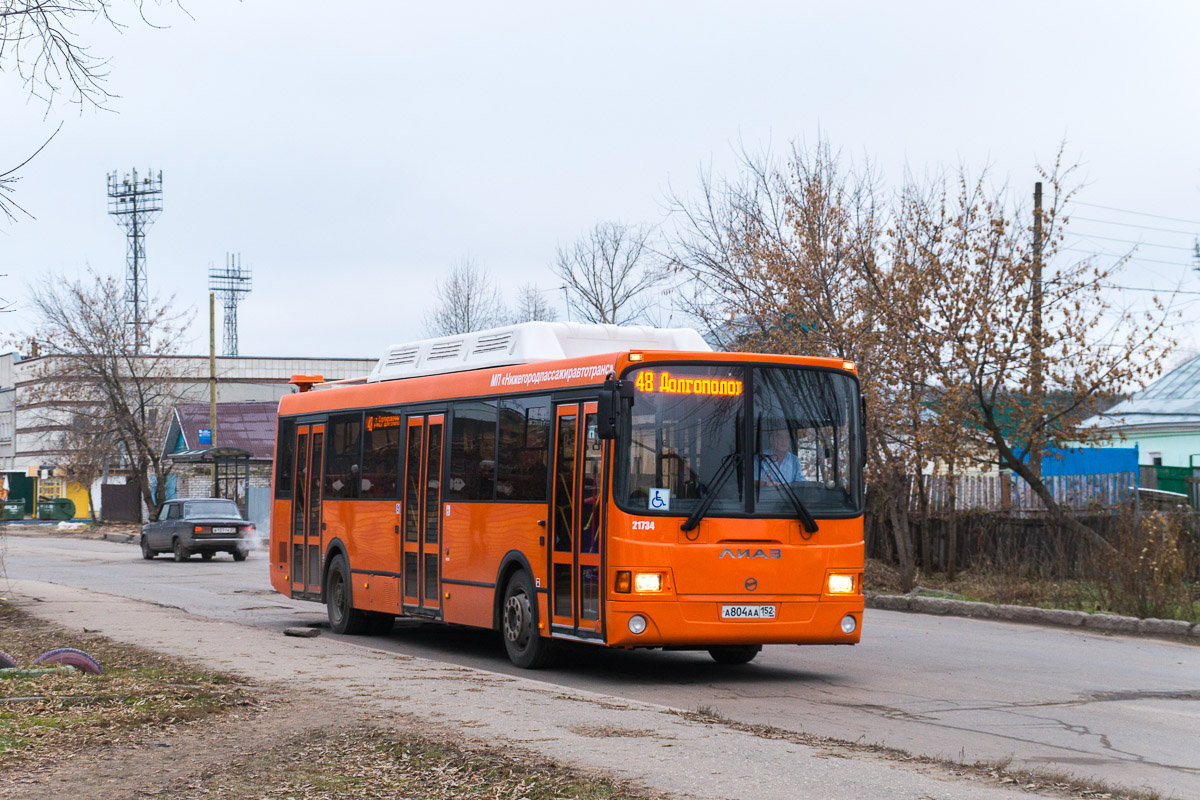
619 364 862 517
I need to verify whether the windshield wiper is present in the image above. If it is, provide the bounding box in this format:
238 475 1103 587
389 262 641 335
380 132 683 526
759 454 819 534
680 453 742 533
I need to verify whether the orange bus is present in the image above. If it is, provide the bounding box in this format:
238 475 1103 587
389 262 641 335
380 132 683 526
269 322 864 668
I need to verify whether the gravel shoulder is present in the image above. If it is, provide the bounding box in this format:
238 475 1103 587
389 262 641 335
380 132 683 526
5 578 1107 800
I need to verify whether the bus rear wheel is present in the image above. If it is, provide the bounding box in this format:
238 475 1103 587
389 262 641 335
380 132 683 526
501 571 554 669
326 554 369 635
708 645 761 665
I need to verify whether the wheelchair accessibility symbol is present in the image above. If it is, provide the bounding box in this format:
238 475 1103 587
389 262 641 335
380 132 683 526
649 488 671 511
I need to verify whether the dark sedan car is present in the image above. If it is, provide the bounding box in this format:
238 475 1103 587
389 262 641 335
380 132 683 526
141 498 255 562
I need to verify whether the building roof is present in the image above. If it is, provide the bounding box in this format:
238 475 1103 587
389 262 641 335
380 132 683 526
165 402 277 461
1086 355 1200 431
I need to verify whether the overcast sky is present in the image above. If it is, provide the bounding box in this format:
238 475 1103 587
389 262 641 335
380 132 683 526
2 1 1199 364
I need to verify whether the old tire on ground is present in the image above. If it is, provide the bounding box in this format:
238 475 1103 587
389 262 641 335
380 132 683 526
140 535 155 560
707 645 761 665
172 538 190 562
33 647 104 674
231 548 248 562
326 554 369 635
501 571 554 669
201 551 214 561
0 649 17 669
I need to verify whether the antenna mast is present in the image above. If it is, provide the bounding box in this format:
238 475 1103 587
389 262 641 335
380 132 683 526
208 253 253 356
106 168 163 353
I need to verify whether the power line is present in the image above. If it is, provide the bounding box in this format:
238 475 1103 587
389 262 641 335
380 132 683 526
1068 232 1195 252
1072 201 1200 227
1061 248 1191 267
1072 216 1199 237
1101 283 1200 296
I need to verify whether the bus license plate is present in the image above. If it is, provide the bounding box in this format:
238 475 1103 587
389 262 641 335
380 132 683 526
721 605 776 620
212 527 236 534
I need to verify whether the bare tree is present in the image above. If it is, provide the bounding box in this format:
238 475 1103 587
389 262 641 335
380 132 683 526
553 221 664 325
510 282 558 323
1 1 177 107
665 140 934 590
896 154 1175 554
2 2 176 221
54 413 120 521
669 138 1177 581
423 257 508 336
19 269 191 521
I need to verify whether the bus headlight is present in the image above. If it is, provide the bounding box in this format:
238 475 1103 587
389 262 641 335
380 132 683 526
828 574 855 594
628 615 647 634
634 572 664 593
841 615 858 634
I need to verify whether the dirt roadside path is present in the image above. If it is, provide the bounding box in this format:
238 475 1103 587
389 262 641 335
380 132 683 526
6 578 1054 800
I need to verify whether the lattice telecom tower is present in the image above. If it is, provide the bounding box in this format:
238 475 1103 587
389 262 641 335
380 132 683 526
106 168 163 353
208 253 253 356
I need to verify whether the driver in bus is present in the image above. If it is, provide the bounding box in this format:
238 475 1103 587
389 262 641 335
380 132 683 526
756 427 805 485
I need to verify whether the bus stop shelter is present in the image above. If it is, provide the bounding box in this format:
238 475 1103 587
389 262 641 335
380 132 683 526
168 446 253 515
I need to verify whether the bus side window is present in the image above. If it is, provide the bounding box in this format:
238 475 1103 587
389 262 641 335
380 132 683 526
275 419 295 499
324 413 363 499
497 397 550 501
362 411 401 498
448 401 497 501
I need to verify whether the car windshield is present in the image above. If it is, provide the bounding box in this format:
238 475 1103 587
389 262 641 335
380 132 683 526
184 499 243 520
618 364 861 517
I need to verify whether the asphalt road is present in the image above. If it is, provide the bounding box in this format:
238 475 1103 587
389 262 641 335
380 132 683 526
4 532 1198 799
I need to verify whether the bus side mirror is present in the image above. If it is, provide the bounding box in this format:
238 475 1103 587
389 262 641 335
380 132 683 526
597 375 632 440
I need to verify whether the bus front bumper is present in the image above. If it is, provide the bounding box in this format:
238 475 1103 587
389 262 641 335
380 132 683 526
604 596 864 648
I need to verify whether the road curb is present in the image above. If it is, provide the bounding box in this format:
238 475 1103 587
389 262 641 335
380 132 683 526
867 592 1200 643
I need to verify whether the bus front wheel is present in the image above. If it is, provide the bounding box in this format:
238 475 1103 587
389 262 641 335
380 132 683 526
708 645 761 665
326 554 369 635
501 571 554 669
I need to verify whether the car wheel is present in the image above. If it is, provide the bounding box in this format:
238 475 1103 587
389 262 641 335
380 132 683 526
201 551 214 561
231 548 248 562
173 538 191 562
501 571 555 669
326 554 368 635
140 535 155 560
707 645 761 665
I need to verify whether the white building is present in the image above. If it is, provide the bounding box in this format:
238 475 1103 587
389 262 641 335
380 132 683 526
0 352 376 519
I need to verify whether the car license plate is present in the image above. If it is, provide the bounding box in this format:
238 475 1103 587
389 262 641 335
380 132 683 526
721 604 776 620
212 526 236 534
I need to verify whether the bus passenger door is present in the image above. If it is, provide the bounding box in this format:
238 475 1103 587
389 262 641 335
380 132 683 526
290 423 325 599
550 402 604 637
402 413 445 615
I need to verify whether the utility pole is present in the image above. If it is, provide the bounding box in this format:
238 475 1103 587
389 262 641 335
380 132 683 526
1029 182 1044 482
209 292 218 498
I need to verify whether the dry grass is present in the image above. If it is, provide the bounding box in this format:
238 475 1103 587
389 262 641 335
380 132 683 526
867 560 1200 622
0 603 260 767
869 509 1200 622
165 725 656 800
